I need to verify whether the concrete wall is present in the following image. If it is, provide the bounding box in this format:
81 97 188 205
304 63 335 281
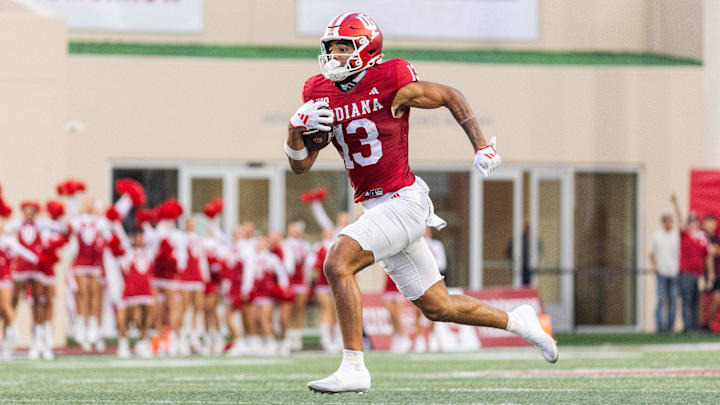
0 0 67 346
65 0 703 58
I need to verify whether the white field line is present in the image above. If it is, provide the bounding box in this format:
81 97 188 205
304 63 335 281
0 401 252 404
0 381 20 385
55 373 318 385
30 358 292 369
390 387 720 393
407 342 720 361
384 367 720 379
408 351 643 361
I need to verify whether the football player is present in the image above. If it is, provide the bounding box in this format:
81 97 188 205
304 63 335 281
285 12 558 394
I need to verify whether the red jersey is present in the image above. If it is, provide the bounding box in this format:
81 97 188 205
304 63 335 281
302 58 420 202
0 246 10 281
309 240 332 287
284 238 311 285
224 249 245 298
16 221 42 271
679 230 709 276
70 215 109 267
119 249 154 299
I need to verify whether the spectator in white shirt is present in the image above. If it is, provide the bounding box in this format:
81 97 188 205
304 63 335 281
650 213 680 333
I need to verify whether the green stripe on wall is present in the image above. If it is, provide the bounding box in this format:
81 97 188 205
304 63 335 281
68 42 702 66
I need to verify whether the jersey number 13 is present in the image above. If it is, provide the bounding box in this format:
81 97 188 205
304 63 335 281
334 118 382 169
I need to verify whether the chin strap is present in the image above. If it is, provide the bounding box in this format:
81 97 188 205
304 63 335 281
336 70 367 92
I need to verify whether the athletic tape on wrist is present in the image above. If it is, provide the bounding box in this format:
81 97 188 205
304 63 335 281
284 142 309 160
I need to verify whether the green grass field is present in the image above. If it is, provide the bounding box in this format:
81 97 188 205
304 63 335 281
2 343 720 404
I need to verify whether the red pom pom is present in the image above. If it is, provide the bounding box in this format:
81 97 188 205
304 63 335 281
105 206 121 222
115 179 147 207
20 200 40 212
314 187 328 200
301 187 328 204
203 198 224 219
56 179 85 196
157 199 183 220
135 208 156 227
0 199 11 218
56 181 71 196
301 191 314 205
73 180 86 193
45 200 65 220
108 234 125 257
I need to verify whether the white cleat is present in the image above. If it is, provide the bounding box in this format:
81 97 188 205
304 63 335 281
117 338 131 359
28 341 41 361
226 339 246 357
41 346 55 361
134 339 153 358
277 338 291 357
390 334 411 353
1 342 12 361
212 335 226 356
413 335 427 353
509 305 558 363
307 366 371 395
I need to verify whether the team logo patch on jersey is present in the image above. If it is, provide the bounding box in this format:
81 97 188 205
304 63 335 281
364 188 384 198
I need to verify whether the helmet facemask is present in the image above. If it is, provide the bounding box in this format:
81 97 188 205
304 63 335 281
318 37 382 82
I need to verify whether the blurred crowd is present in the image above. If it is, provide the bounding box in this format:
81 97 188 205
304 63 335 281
650 194 720 334
0 180 446 360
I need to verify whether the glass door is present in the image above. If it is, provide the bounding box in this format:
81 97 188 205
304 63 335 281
529 168 574 331
181 165 285 236
476 167 523 288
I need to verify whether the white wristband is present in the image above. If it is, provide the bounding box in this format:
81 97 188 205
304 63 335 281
284 142 309 161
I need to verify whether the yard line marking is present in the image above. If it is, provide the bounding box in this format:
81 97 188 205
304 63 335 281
30 358 291 369
388 387 720 393
0 401 252 404
54 373 320 385
382 368 720 379
408 351 643 361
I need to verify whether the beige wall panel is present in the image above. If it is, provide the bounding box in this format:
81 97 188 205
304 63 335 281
0 13 67 206
0 8 67 346
647 0 703 59
0 15 66 79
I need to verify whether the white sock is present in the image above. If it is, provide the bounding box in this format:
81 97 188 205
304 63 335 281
34 325 44 343
320 323 331 347
88 317 99 341
340 349 365 371
5 325 14 340
44 322 53 346
505 311 521 335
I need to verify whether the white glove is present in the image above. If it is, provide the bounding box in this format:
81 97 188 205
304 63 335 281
473 136 501 177
289 100 334 134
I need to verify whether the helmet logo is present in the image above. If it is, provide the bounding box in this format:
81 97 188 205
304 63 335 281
356 14 380 40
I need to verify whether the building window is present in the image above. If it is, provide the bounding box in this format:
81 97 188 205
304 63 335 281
574 172 638 326
111 167 179 230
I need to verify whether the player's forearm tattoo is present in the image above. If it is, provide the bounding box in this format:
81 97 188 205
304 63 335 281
446 89 486 151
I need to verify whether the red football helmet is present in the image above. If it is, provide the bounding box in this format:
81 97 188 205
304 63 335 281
318 12 383 82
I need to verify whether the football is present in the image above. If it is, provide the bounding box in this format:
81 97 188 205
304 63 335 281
302 128 333 151
302 105 334 151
